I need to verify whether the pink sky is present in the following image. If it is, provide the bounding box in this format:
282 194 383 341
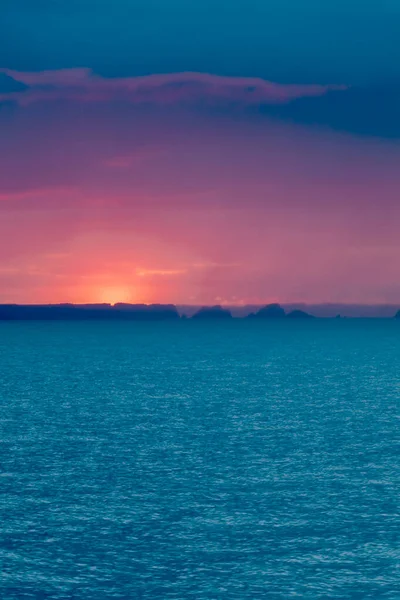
1 70 399 305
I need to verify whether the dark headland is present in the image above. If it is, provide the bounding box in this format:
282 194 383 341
0 303 180 321
0 303 399 320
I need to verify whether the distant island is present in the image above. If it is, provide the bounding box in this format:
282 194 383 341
247 304 314 319
286 309 315 319
0 303 180 321
192 306 233 319
0 303 398 321
247 303 286 319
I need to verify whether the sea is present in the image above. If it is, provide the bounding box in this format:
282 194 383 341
1 320 399 599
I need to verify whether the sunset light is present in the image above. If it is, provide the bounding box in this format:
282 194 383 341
96 285 135 306
2 2 400 598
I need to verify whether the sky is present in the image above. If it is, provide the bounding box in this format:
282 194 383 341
0 0 399 305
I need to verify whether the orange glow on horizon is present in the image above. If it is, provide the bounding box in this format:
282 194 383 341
96 285 135 306
65 282 145 306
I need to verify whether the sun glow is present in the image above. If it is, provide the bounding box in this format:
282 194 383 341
97 285 134 306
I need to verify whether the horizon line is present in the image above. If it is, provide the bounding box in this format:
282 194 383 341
1 302 400 307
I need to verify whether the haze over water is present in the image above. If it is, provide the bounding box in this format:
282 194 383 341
1 319 399 599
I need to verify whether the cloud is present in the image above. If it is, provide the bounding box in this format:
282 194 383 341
0 72 28 94
103 146 165 169
0 68 347 107
0 186 77 204
260 83 400 139
136 268 186 277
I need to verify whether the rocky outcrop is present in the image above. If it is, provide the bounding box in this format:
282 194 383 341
250 303 286 319
191 305 232 319
286 309 315 319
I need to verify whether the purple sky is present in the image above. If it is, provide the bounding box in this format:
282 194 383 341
1 2 399 305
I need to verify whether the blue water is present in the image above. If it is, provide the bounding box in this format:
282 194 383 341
1 320 399 599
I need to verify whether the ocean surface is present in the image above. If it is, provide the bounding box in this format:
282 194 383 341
1 320 399 599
